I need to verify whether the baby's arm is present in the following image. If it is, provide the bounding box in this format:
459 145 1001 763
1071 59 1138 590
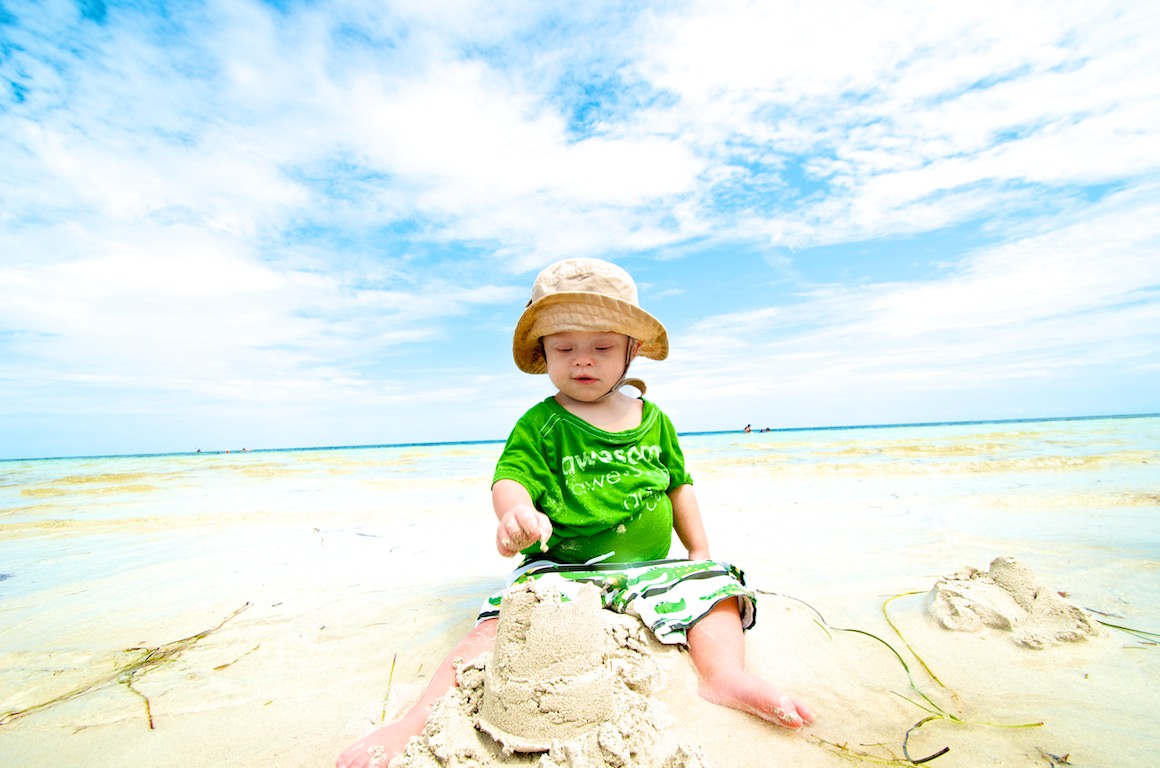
670 484 711 560
492 479 553 557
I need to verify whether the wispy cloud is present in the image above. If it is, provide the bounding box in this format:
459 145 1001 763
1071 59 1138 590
1 0 1157 457
662 183 1160 427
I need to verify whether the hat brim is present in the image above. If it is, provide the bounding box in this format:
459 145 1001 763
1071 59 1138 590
513 292 669 374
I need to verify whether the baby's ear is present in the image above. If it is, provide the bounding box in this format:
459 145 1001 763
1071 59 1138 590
628 338 644 359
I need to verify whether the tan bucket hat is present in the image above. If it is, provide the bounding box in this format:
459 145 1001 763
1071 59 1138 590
513 258 669 374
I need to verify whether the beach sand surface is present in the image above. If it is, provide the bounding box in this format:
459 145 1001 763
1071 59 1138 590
1 420 1158 767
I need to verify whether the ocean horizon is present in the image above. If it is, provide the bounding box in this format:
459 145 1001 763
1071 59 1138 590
3 410 1156 463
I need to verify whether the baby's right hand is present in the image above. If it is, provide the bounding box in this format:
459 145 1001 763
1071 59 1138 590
496 505 552 557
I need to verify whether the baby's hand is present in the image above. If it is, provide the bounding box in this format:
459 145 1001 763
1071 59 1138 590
497 505 552 557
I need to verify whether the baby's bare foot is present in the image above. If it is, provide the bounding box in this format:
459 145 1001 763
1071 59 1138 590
336 713 424 768
698 670 814 729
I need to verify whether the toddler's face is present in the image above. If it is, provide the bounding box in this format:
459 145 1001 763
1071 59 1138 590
542 331 634 403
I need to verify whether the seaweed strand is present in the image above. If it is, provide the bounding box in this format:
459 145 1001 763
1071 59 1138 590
0 603 250 729
757 588 1044 766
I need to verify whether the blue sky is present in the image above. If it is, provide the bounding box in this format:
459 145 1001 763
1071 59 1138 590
2 0 1158 460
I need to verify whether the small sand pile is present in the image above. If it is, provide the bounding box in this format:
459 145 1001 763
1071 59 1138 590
926 556 1104 648
391 578 707 767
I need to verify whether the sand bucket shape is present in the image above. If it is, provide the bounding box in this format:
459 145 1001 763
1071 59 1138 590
477 578 615 752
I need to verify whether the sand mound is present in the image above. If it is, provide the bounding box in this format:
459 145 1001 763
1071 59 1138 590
926 556 1104 648
391 578 707 767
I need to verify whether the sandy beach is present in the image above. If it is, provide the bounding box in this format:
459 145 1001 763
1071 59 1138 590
1 417 1158 767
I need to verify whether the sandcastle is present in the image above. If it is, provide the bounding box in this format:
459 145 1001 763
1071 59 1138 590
477 577 616 751
388 577 708 767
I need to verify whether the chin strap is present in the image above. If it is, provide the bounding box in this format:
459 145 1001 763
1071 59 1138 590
619 377 647 397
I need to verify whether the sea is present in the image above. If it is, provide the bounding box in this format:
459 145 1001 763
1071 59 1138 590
2 414 1158 598
2 413 1157 610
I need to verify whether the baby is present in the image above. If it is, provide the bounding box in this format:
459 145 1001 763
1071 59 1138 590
337 258 812 768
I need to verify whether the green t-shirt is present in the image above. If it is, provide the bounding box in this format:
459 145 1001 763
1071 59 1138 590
492 396 693 564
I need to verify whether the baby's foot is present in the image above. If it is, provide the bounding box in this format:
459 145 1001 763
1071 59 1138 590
698 670 815 729
336 714 424 768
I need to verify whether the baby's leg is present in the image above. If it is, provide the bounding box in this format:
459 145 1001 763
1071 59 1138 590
336 619 498 768
686 599 814 729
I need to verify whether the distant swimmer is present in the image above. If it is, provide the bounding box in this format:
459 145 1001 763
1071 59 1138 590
744 424 752 433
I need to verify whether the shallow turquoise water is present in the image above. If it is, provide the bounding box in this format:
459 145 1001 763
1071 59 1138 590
2 414 1156 603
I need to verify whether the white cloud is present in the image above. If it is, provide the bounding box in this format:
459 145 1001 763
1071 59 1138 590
624 0 1160 248
0 0 1157 456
